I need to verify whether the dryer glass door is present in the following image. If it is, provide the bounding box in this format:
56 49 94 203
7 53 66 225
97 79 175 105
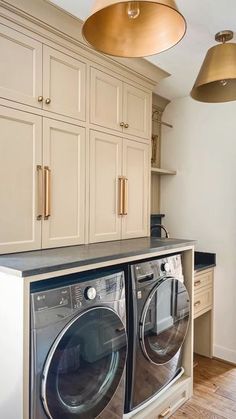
140 277 190 365
42 307 127 419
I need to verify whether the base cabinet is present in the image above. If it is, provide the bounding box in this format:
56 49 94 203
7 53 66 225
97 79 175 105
89 130 149 243
130 377 191 419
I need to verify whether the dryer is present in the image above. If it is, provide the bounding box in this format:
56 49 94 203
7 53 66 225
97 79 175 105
30 269 127 419
125 254 190 413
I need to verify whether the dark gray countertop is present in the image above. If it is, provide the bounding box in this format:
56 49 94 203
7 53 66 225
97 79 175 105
0 237 194 277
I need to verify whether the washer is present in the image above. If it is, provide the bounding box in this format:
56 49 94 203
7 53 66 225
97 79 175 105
125 254 190 413
30 269 127 419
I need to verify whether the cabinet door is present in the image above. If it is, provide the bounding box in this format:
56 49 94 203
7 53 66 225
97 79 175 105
0 106 42 254
90 68 123 132
43 46 86 121
42 119 85 248
89 130 122 243
0 25 42 108
122 139 149 239
123 83 151 140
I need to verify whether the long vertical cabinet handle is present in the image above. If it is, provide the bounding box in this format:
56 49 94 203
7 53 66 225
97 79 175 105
118 177 124 215
36 165 43 220
123 177 128 215
44 166 51 219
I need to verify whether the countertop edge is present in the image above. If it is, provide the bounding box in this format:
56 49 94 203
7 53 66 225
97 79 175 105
0 239 195 278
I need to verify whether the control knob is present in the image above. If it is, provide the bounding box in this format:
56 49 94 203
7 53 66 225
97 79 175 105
84 286 97 300
161 262 170 273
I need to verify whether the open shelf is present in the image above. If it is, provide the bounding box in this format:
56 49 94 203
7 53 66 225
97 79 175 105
151 167 177 175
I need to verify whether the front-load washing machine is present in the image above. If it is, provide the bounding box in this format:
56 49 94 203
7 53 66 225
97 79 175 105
125 254 190 413
30 269 127 419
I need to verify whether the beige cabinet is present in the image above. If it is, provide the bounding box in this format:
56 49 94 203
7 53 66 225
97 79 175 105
0 24 42 108
0 25 86 121
90 67 151 140
89 130 149 243
0 106 42 254
42 119 86 248
43 46 86 121
122 139 149 239
89 131 122 242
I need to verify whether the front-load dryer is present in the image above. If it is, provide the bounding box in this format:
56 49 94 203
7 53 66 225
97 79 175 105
30 269 127 419
125 254 190 413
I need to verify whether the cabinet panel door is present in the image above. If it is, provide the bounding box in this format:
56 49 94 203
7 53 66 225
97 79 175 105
0 106 42 254
42 119 85 248
89 130 122 243
122 139 149 239
0 25 42 108
43 46 86 121
123 83 151 140
90 68 123 132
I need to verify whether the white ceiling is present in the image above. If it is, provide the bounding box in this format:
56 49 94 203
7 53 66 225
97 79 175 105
49 0 236 100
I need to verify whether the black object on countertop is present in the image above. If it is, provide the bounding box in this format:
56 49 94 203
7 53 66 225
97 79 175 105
0 237 194 277
194 251 216 272
151 214 165 237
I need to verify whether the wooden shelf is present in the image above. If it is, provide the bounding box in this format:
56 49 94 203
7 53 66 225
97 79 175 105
151 167 176 175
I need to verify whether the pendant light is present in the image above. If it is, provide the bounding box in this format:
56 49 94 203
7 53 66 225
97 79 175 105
191 30 236 103
82 1 186 58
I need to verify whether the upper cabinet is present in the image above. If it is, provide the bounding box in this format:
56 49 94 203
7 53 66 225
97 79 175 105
42 46 86 121
89 130 149 243
0 25 42 108
0 25 86 121
90 67 151 140
42 119 86 248
0 106 42 254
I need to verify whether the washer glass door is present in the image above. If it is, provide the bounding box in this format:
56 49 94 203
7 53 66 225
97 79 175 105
42 307 127 419
140 278 190 365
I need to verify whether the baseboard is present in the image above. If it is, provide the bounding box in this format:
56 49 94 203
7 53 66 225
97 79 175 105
214 344 236 364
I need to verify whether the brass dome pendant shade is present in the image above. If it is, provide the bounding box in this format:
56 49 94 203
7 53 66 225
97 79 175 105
191 30 236 103
82 0 186 58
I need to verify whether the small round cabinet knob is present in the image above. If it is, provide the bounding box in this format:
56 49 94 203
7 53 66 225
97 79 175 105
84 286 97 300
45 98 51 104
120 122 124 127
124 123 129 128
38 96 43 102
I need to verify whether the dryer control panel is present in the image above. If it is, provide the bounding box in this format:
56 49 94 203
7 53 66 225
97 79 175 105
31 271 125 328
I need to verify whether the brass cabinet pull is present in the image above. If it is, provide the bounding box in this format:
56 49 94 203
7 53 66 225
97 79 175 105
123 177 128 215
45 98 51 104
38 95 43 102
194 300 201 307
44 166 51 219
124 123 129 128
36 165 43 220
120 122 124 127
118 177 124 215
194 280 201 286
159 407 171 418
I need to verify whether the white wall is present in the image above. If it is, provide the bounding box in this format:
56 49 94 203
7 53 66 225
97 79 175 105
161 96 236 363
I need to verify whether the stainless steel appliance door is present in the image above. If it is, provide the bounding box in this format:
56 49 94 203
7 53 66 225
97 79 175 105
140 277 190 365
41 306 127 419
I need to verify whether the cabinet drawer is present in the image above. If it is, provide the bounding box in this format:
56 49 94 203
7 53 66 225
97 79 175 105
194 269 213 292
194 287 213 319
133 379 190 419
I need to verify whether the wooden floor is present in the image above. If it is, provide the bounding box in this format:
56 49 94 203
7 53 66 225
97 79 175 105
172 354 236 418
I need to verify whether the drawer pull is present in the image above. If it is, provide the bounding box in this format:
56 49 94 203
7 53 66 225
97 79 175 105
159 407 171 418
194 280 201 286
194 300 201 307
